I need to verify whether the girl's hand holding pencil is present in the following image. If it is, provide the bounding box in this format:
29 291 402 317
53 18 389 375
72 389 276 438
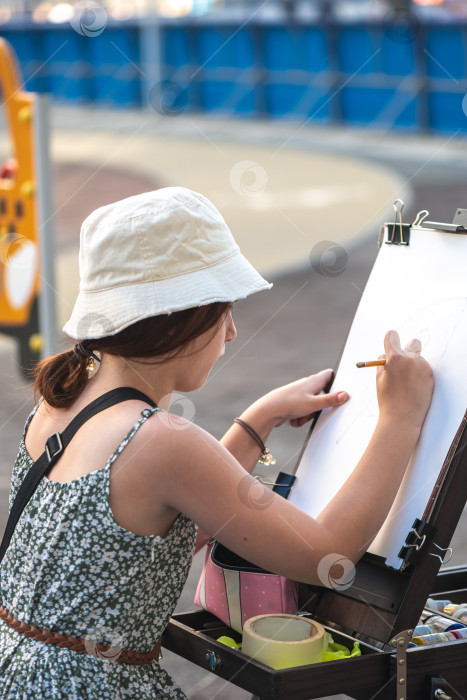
373 330 434 430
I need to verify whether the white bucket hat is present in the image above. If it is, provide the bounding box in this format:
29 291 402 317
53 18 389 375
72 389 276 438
63 187 272 340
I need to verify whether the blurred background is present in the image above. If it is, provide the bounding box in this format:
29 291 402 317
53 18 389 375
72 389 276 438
1 1 467 697
1 0 467 128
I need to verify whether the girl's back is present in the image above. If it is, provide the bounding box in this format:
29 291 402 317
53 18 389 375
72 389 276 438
0 399 195 700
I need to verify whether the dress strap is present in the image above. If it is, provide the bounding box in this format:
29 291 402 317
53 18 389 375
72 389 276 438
21 398 44 443
105 406 162 470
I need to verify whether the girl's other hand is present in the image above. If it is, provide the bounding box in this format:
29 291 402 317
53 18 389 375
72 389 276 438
257 369 349 429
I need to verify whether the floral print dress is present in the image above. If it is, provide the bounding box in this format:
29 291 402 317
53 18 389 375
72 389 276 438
0 405 197 699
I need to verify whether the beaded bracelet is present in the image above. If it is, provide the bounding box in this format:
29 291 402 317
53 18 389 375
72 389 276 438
233 417 276 465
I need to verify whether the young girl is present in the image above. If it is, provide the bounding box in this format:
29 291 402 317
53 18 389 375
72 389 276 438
0 187 433 699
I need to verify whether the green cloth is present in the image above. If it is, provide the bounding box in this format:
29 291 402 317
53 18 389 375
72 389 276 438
217 635 242 650
322 639 361 662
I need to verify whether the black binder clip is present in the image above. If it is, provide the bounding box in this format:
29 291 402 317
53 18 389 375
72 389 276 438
386 199 410 246
398 517 437 568
272 471 297 500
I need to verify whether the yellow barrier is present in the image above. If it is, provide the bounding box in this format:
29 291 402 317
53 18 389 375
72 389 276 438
0 38 42 371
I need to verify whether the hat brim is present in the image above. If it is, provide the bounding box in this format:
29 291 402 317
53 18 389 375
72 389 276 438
63 251 272 340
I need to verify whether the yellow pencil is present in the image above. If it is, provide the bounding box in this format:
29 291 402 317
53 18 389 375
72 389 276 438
356 360 386 368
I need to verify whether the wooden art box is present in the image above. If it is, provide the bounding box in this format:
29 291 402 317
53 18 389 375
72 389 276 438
163 571 467 700
163 490 467 699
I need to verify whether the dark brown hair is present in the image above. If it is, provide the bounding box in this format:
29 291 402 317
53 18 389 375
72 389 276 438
34 302 232 409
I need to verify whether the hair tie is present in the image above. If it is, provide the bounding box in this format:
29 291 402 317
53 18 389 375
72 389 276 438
72 343 101 364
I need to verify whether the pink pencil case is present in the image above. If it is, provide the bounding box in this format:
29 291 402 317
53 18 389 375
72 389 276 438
194 540 298 634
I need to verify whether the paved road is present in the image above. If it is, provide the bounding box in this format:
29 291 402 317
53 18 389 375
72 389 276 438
1 110 467 699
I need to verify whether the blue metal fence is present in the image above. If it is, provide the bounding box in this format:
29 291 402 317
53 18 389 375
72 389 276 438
1 18 467 133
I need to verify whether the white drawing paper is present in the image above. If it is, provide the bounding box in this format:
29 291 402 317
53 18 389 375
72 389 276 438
289 227 467 569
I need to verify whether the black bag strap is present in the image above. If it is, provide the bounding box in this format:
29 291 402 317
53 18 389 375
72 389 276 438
0 387 156 565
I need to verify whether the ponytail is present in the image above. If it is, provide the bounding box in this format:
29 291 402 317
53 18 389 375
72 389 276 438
34 344 96 409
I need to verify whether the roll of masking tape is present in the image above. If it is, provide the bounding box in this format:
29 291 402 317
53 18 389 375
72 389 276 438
242 614 326 669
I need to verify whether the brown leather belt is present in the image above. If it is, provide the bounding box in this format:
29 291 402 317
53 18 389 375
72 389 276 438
0 605 161 666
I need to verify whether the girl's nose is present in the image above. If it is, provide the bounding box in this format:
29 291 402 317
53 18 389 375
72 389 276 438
225 311 237 343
